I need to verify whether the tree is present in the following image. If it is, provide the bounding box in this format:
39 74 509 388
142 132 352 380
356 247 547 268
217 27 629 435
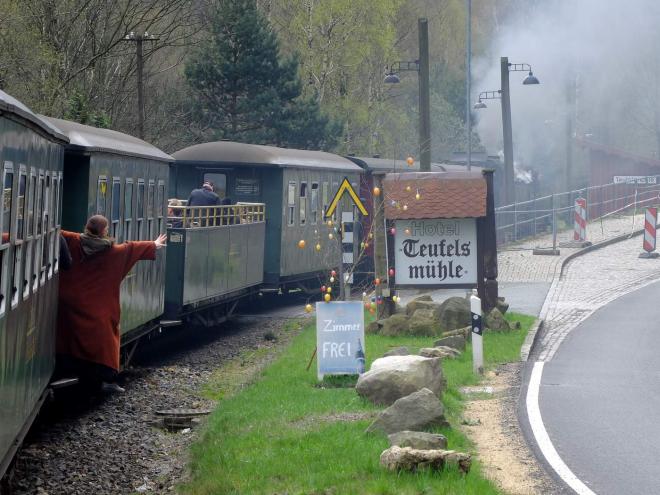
185 0 340 149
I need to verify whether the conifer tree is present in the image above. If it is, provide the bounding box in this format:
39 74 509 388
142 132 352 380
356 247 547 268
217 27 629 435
185 0 340 149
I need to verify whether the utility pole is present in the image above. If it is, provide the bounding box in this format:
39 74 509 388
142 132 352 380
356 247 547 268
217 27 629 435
466 0 472 171
500 56 514 205
122 32 158 140
418 18 431 172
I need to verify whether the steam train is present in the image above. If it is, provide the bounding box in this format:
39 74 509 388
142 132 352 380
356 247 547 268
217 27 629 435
0 89 483 478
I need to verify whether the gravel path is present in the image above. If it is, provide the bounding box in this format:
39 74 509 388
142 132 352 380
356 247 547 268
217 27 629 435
6 304 307 495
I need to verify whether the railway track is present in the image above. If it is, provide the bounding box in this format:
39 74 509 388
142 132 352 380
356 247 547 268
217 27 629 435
3 293 309 495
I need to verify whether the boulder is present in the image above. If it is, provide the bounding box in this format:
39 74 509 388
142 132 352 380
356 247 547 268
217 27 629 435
380 446 471 474
408 309 442 336
441 326 471 340
366 388 448 433
379 314 410 337
485 307 510 331
388 431 447 450
366 320 383 334
411 294 433 303
433 335 466 351
405 299 441 316
495 296 509 315
383 346 410 357
356 356 444 405
419 346 461 359
436 297 471 331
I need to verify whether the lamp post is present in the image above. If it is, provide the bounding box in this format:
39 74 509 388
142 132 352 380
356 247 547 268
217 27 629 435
122 31 159 140
475 58 539 205
384 18 431 172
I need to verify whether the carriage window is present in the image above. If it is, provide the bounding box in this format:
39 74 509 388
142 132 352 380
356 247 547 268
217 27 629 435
97 176 107 215
124 179 133 241
311 183 319 224
157 183 165 218
299 182 307 226
11 247 20 308
147 182 155 219
44 173 51 230
331 182 339 222
56 172 63 228
287 181 296 227
137 180 145 219
203 173 227 198
36 174 44 236
322 182 329 222
111 178 121 239
2 166 13 244
16 172 26 240
27 173 36 237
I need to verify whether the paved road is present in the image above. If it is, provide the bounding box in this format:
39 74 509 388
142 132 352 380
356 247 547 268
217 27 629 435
538 280 660 494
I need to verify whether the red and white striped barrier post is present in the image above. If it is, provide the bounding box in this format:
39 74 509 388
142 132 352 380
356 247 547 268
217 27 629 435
573 197 587 242
640 207 659 258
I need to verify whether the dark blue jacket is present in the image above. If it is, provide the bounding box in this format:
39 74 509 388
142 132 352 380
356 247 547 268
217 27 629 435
188 188 221 207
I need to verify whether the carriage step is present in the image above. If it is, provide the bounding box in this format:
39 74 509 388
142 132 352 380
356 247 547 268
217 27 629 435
159 320 182 327
50 377 79 389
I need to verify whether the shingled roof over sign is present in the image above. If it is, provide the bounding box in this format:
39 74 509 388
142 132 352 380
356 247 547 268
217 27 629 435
383 171 487 219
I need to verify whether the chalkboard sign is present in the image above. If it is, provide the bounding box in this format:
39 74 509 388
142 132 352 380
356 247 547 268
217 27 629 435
316 301 365 380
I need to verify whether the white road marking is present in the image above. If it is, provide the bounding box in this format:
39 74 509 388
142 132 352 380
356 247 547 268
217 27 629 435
526 361 597 495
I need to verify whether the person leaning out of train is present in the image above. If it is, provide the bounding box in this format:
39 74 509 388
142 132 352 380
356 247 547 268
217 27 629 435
56 215 167 394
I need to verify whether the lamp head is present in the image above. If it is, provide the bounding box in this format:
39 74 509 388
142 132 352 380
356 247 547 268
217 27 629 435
474 100 487 109
523 71 540 85
384 72 401 84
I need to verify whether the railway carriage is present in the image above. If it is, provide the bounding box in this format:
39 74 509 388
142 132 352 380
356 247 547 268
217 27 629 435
42 117 173 346
0 92 68 477
171 141 363 290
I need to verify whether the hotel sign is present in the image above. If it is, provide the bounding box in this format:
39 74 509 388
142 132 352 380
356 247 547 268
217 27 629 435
393 218 478 286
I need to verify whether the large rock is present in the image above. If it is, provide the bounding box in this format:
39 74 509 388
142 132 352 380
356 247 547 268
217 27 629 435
388 431 447 450
433 335 466 351
408 309 442 336
356 356 444 405
405 299 441 316
379 314 410 337
366 388 448 433
495 296 510 315
440 326 471 339
485 307 510 331
380 446 471 474
366 320 383 334
419 346 461 359
436 297 471 331
383 346 410 357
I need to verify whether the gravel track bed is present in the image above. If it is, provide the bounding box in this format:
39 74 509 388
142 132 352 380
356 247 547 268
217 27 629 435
6 311 303 495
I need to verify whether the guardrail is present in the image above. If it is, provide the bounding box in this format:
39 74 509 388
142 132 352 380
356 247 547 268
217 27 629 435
496 179 660 245
167 202 265 228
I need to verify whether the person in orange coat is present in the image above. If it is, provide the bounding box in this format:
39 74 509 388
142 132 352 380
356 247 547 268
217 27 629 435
56 215 167 392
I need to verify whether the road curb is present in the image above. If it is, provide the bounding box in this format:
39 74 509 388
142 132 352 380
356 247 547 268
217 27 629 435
524 224 645 361
520 318 543 362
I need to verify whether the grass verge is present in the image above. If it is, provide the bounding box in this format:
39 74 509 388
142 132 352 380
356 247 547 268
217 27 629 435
181 312 534 495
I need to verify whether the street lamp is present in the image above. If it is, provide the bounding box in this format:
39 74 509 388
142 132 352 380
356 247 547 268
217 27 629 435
474 58 540 205
384 18 431 172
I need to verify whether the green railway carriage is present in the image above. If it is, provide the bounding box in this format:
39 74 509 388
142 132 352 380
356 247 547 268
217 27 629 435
0 92 68 478
171 141 363 290
42 117 173 344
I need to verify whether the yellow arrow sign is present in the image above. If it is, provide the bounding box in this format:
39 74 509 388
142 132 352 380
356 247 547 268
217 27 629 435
325 177 368 218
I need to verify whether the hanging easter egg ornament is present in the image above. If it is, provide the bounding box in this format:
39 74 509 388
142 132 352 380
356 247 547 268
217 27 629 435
405 185 411 192
390 227 396 235
305 304 313 313
392 295 399 303
403 204 408 211
329 233 334 240
324 293 331 302
362 291 367 298
331 270 337 277
406 156 414 166
415 190 421 200
327 220 333 227
298 239 306 249
329 276 335 283
315 243 321 251
389 268 395 277
370 302 377 309
368 232 373 239
373 186 381 196
326 287 332 293
360 241 365 249
374 278 381 286
321 285 326 292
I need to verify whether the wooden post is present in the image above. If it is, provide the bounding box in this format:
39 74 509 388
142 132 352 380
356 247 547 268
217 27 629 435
480 169 499 312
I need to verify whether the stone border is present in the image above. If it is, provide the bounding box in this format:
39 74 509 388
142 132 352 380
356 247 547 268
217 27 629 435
522 225 646 361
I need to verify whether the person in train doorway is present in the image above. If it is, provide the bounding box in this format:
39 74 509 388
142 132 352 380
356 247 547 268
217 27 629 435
56 215 167 393
188 180 221 226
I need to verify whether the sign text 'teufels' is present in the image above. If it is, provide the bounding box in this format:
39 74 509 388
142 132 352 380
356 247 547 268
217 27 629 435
394 218 477 286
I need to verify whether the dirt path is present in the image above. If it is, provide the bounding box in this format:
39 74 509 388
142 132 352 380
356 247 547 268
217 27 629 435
460 363 559 495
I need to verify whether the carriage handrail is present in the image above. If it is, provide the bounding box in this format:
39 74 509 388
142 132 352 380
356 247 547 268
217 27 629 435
167 201 265 228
